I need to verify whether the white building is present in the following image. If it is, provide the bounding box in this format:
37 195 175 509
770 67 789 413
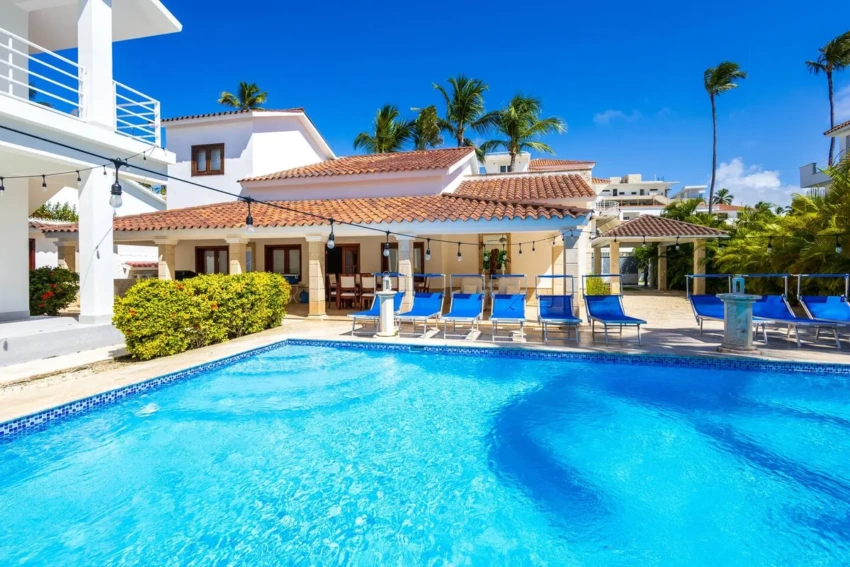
0 0 181 363
800 119 850 188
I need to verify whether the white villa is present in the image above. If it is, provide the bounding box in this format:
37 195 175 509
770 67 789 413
800 119 850 189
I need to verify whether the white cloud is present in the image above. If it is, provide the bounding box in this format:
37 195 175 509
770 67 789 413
712 158 799 206
656 107 673 119
835 84 850 122
593 109 641 125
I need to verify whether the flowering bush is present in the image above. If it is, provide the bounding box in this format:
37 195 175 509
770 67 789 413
113 272 290 360
29 267 79 316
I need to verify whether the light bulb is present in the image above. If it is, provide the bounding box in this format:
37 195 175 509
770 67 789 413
457 251 462 262
425 249 431 261
327 233 335 249
383 245 390 257
109 193 123 209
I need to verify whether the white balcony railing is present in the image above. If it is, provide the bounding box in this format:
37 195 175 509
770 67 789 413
0 25 161 147
0 26 84 115
114 80 161 146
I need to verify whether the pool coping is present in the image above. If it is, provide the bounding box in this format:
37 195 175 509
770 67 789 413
2 336 849 442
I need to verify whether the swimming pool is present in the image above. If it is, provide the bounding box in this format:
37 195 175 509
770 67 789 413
1 341 849 565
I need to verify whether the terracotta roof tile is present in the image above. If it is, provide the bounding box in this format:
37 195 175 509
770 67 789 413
592 177 610 184
454 174 595 200
125 261 158 268
28 219 74 230
825 119 850 135
40 194 588 234
600 216 728 239
162 108 305 123
241 148 474 182
529 158 595 170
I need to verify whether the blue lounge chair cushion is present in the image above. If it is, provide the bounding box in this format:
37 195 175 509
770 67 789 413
800 295 850 322
349 293 404 319
490 294 527 322
538 295 581 324
585 295 646 325
443 293 484 321
690 294 725 320
398 292 444 319
752 295 836 325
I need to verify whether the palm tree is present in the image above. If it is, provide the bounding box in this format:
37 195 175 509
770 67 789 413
479 94 566 171
704 61 747 214
218 82 268 110
712 188 734 205
411 105 443 150
806 32 850 165
433 75 498 149
353 105 414 153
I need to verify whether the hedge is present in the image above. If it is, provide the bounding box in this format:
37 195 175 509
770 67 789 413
113 272 290 360
30 267 79 316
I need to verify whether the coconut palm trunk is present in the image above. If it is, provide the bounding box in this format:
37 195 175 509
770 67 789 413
828 70 835 165
709 93 717 214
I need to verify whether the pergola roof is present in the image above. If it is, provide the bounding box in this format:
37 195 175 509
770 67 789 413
592 215 728 247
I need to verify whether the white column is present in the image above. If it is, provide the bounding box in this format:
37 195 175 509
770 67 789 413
305 235 326 318
226 237 248 275
77 0 115 128
609 241 621 294
78 169 115 324
0 179 30 321
154 238 177 280
396 236 415 312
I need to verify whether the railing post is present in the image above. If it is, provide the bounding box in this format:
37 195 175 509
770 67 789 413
77 66 85 118
154 99 161 147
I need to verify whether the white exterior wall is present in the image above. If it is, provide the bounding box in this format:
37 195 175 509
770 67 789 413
166 115 329 209
481 153 531 174
0 180 30 320
0 2 29 99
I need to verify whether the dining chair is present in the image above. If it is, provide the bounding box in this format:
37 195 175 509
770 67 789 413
327 273 338 307
338 275 358 309
360 273 376 308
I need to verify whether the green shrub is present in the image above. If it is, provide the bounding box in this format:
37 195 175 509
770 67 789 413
585 276 611 295
30 267 79 315
113 272 290 360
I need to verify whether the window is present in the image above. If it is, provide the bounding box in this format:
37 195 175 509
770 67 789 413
499 165 512 173
195 246 229 274
191 144 224 176
380 243 424 273
265 245 302 281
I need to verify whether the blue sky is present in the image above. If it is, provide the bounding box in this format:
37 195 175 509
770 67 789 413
114 0 850 204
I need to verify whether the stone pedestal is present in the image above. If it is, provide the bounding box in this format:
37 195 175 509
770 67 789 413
375 290 398 337
717 293 762 354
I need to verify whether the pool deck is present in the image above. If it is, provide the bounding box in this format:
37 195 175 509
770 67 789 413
1 290 848 425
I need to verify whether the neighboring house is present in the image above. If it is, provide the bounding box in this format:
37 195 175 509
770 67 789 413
0 0 181 325
30 182 167 277
799 119 850 189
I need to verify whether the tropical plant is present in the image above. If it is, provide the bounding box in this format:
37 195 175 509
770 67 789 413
218 81 268 110
806 31 850 165
353 105 414 153
433 75 498 149
712 188 734 205
704 61 747 214
29 267 79 316
411 105 443 150
479 94 566 171
31 201 78 222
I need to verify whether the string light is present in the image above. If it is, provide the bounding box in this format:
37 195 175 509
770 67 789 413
518 242 523 255
103 165 106 176
245 199 254 234
457 241 462 262
326 218 335 249
109 159 125 209
41 174 47 191
835 235 842 255
675 237 680 251
383 231 390 257
425 238 431 261
767 237 773 254
0 177 4 194
532 241 536 254
76 170 81 183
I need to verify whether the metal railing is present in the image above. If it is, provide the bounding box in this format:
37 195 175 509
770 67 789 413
114 80 161 146
596 200 620 217
0 26 84 116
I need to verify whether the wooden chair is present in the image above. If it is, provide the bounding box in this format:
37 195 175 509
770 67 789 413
327 274 338 306
360 274 377 308
338 275 358 309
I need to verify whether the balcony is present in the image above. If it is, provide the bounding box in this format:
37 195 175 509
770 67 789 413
0 25 161 147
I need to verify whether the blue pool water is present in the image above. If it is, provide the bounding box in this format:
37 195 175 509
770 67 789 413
1 344 850 565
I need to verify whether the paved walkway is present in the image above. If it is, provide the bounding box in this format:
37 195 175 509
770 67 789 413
1 289 847 425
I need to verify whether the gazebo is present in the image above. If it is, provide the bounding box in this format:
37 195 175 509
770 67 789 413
591 216 728 293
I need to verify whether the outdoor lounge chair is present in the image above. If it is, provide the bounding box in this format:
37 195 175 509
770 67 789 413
797 274 850 324
396 274 446 337
442 274 485 339
536 275 582 344
348 293 404 335
686 275 731 334
582 275 646 345
751 295 841 348
489 275 527 342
